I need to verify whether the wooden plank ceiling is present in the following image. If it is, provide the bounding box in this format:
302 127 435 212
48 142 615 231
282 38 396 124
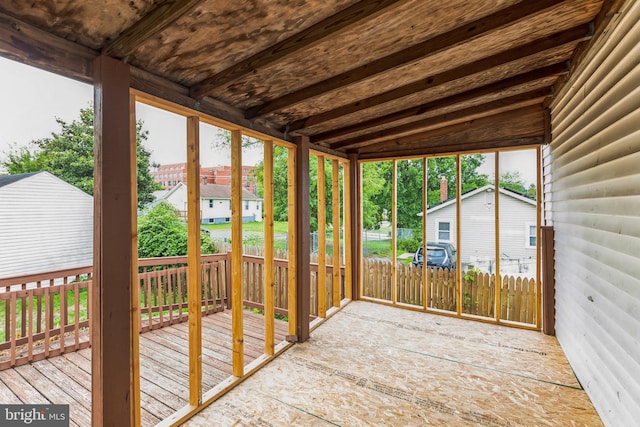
0 0 611 159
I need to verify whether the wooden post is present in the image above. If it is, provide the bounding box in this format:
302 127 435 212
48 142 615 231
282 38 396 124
92 55 135 427
317 156 327 317
343 158 353 301
231 129 244 376
541 226 555 335
295 136 311 343
263 140 275 355
332 159 341 307
494 152 501 322
456 155 462 316
349 153 359 300
391 160 397 304
186 116 202 405
422 157 428 310
129 94 141 426
287 147 297 339
536 145 543 330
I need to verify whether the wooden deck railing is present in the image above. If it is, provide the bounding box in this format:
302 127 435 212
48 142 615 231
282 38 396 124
362 258 537 325
0 252 345 370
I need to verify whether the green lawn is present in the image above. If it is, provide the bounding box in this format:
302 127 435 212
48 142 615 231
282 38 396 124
202 221 289 234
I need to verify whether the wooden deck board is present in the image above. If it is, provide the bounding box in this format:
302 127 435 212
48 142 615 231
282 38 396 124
0 309 288 427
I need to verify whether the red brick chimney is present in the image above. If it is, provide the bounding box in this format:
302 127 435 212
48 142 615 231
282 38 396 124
440 176 448 202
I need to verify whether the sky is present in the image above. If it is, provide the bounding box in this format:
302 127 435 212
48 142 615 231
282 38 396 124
0 57 263 171
0 56 536 185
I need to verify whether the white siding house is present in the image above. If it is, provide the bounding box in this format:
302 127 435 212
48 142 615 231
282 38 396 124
546 0 640 424
0 171 93 279
162 182 262 224
424 185 536 276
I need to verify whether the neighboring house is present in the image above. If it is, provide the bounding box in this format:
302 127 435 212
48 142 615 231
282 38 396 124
161 182 262 224
0 171 93 279
423 185 536 276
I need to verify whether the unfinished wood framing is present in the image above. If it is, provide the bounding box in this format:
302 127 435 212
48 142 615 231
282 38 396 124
263 140 275 355
343 158 353 301
186 115 203 406
295 136 311 343
455 155 462 317
317 156 327 318
332 159 341 308
129 93 141 427
287 147 297 339
91 55 135 427
494 152 502 323
231 129 244 376
536 145 543 330
391 160 397 305
422 157 428 311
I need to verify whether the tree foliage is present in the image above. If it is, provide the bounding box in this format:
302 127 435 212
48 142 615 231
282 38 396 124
0 106 160 208
137 201 215 257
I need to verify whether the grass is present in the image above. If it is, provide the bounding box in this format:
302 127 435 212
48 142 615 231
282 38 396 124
202 221 289 234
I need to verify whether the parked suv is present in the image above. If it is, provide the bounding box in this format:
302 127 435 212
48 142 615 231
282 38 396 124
412 242 456 269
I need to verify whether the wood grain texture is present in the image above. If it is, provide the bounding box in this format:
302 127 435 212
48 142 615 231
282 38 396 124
231 129 244 376
190 0 403 98
186 115 203 405
317 156 327 318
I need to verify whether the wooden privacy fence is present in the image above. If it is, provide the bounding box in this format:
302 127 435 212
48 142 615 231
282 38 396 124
362 258 536 325
240 253 345 318
1 251 332 371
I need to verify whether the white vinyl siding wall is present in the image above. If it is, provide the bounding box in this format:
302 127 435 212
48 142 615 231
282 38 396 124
545 1 640 425
0 172 93 278
426 189 535 269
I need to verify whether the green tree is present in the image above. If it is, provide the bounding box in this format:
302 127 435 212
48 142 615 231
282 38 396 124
138 201 215 257
0 106 160 208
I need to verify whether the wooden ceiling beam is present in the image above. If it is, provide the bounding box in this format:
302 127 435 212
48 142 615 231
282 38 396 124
288 24 592 132
244 0 570 120
189 0 404 99
312 62 568 143
356 106 545 158
103 0 204 58
0 11 97 84
329 88 551 150
357 136 544 160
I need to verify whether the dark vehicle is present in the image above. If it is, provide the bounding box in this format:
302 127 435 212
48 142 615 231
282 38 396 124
412 242 456 269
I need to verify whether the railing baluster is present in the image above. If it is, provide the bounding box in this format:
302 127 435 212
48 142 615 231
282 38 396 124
44 287 50 357
74 281 80 350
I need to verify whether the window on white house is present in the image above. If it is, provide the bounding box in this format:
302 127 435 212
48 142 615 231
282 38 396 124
526 223 536 248
437 220 451 242
245 200 249 210
209 199 214 208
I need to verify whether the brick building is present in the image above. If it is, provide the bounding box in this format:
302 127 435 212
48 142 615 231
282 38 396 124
152 163 258 193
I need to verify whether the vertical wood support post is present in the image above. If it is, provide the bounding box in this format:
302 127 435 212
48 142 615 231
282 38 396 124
494 153 501 322
536 145 543 330
343 159 353 301
332 160 341 307
455 155 462 316
422 157 428 310
129 94 141 426
92 55 135 427
295 136 311 343
348 153 359 300
317 156 327 317
263 140 275 355
541 226 555 335
186 116 202 405
287 148 297 339
231 129 244 375
391 160 397 304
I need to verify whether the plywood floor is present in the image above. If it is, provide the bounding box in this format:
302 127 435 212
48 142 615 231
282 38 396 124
184 301 602 426
0 310 288 427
